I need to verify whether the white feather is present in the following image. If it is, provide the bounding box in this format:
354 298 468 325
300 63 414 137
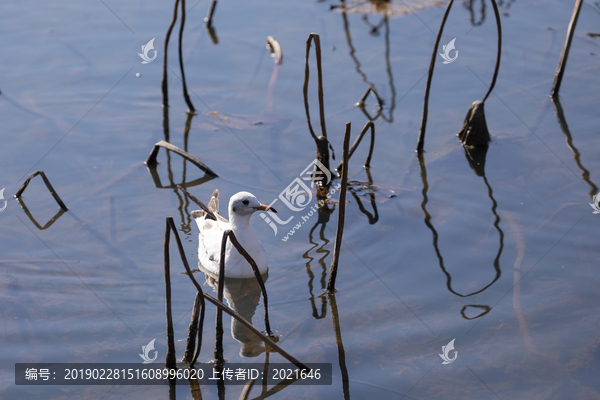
193 190 271 278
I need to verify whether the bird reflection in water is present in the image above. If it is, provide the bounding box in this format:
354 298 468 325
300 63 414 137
201 266 269 358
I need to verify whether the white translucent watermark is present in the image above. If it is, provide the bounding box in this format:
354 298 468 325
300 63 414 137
0 188 7 213
439 338 457 364
590 192 600 214
260 160 340 241
139 338 158 364
138 39 157 64
439 38 458 64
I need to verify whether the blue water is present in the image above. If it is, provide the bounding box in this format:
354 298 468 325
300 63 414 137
1 0 600 398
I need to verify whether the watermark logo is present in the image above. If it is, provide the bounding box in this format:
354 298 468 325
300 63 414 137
139 338 158 364
439 38 458 64
590 192 600 214
0 188 7 213
439 338 457 364
260 159 336 239
138 39 157 64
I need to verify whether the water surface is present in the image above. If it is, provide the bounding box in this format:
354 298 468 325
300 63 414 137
1 0 600 398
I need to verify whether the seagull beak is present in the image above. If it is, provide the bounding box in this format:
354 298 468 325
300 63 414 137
255 204 277 213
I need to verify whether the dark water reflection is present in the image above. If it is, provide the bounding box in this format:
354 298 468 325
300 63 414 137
419 151 503 303
202 272 268 358
342 12 396 123
551 97 598 199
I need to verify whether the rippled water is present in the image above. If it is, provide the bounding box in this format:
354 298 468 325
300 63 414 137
1 0 600 398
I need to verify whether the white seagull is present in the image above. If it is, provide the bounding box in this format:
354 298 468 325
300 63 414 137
192 190 277 278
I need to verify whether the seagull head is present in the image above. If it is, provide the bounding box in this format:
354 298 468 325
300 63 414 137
229 192 277 218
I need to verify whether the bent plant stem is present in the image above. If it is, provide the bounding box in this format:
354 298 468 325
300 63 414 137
15 171 68 211
336 121 375 172
188 373 203 400
183 291 205 366
482 0 502 103
215 364 225 399
205 0 218 27
164 219 178 368
176 184 218 220
239 378 256 400
165 217 308 370
178 0 195 113
214 231 228 365
382 16 396 123
162 75 170 141
162 0 181 108
416 0 456 152
168 376 177 400
458 0 501 145
166 217 206 367
551 0 584 98
226 231 273 336
327 122 351 292
304 34 328 140
145 140 219 177
304 33 332 174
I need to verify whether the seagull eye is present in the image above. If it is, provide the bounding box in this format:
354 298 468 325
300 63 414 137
242 200 249 206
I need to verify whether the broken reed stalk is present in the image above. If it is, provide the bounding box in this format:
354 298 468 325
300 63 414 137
145 140 219 177
188 374 203 400
304 34 328 140
183 292 205 366
163 217 307 370
162 0 180 107
176 185 218 221
227 231 273 335
165 217 206 367
15 171 68 211
204 0 218 27
220 230 273 336
168 376 177 400
178 0 195 113
214 231 229 364
336 121 374 172
482 0 501 104
458 0 501 146
416 0 456 153
551 0 584 98
164 219 178 368
304 33 332 174
238 378 256 400
326 122 351 292
266 36 283 65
